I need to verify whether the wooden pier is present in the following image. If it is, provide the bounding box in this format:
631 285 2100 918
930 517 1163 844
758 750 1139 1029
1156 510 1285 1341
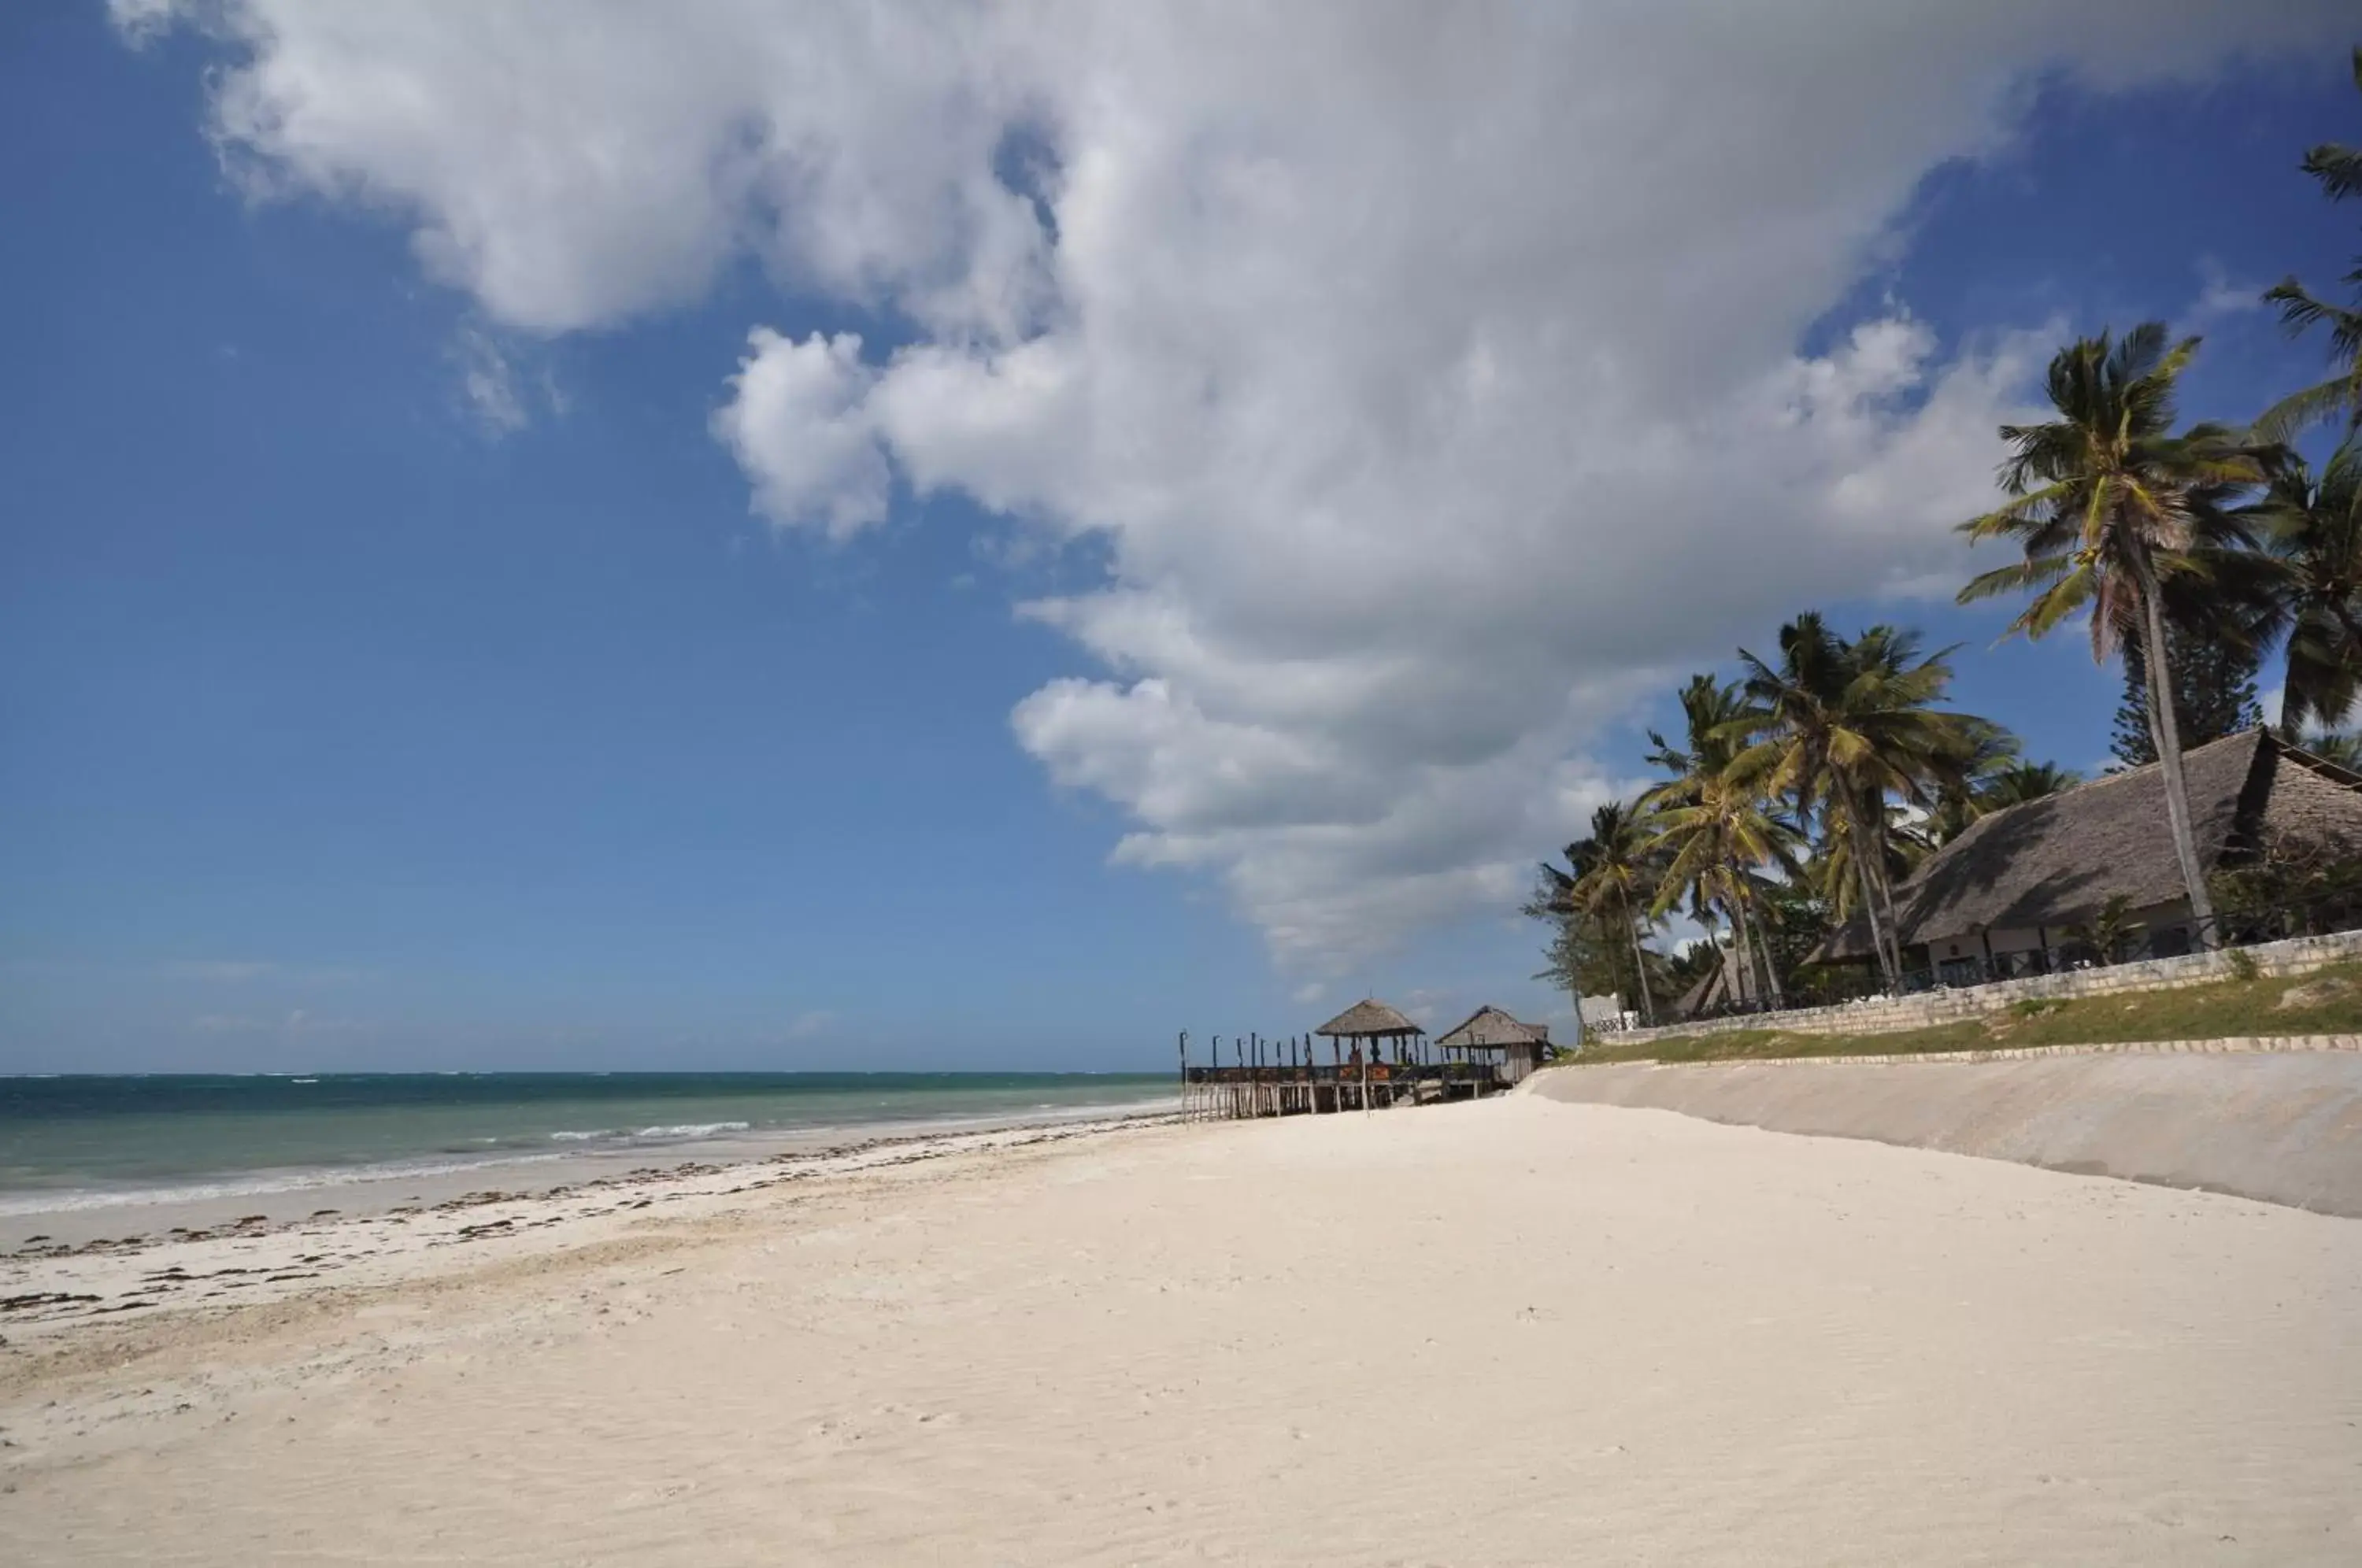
1175 997 1535 1122
1179 1053 1505 1120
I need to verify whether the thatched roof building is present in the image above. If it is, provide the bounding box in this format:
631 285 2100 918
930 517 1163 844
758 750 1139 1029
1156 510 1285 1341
1313 999 1423 1038
1434 1005 1549 1083
1821 727 2362 961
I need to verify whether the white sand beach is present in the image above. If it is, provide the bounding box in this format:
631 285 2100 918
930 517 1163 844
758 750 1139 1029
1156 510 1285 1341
3 1093 2357 1565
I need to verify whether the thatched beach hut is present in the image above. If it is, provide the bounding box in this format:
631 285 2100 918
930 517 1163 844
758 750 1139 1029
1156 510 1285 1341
1312 997 1427 1108
1433 1005 1549 1085
1313 998 1425 1063
1819 727 2362 981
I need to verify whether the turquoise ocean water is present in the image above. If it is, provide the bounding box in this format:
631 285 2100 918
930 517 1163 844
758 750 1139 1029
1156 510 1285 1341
0 1072 1175 1215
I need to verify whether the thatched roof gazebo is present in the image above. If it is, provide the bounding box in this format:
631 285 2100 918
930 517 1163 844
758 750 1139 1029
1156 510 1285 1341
1434 1005 1550 1084
1314 998 1423 1041
1313 997 1427 1069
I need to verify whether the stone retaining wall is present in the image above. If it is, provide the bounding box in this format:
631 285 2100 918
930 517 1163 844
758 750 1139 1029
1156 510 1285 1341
1593 926 2362 1050
1574 1034 2362 1066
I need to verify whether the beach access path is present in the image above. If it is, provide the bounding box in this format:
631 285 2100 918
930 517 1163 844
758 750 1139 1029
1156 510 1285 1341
2 1093 2356 1564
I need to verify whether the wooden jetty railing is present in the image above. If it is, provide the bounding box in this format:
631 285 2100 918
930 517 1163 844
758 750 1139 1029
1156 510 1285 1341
1176 1033 1505 1121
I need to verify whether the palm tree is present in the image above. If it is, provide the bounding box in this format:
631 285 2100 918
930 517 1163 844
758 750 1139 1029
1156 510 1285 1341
2064 893 2141 967
2104 551 2276 766
1923 726 2024 846
2249 442 2362 734
1653 675 1795 1006
1812 793 1925 930
1979 760 2081 810
1728 614 1994 989
1649 782 1799 1011
1642 676 1799 1007
2258 46 2362 442
2301 730 2362 769
1544 801 1666 1025
1959 325 2271 949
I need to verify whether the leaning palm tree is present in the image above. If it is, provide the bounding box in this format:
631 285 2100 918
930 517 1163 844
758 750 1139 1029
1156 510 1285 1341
1545 801 1666 1025
2257 46 2362 442
1958 324 2272 949
2248 442 2362 734
1727 614 1994 989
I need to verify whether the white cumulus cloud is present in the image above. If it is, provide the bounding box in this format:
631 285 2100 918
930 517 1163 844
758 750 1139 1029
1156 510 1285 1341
713 329 891 537
118 0 2353 972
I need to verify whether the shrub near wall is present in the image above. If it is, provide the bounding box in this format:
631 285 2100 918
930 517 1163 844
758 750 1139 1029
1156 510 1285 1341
1594 928 2362 1051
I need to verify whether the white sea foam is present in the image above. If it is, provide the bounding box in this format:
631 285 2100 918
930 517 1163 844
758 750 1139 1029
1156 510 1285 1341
0 1148 581 1218
545 1121 753 1144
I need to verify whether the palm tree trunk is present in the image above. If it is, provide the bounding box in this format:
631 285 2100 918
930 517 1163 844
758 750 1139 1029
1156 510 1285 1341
1728 888 1779 1011
1723 897 1753 1010
1561 918 1590 1049
1620 888 1656 1025
2129 545 2221 949
1869 812 1908 979
1739 883 1786 1008
1842 796 1901 990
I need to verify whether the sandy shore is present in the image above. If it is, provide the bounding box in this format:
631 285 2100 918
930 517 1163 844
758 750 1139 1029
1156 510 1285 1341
3 1097 2356 1564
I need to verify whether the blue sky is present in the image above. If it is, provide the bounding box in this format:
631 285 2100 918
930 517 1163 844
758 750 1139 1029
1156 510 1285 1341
2 4 2356 1072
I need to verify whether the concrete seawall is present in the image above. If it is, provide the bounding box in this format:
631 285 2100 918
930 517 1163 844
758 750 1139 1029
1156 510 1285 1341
1528 1052 2362 1217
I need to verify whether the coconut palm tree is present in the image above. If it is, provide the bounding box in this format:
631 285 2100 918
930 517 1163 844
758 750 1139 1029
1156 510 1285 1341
1643 675 1800 1007
1543 801 1666 1025
1980 760 2081 810
1641 675 1749 796
1958 324 2272 949
1727 614 1995 989
2248 442 2362 735
2258 46 2362 442
2064 893 2141 967
1812 793 1925 928
1923 726 2025 846
2301 730 2362 769
1649 782 1799 1011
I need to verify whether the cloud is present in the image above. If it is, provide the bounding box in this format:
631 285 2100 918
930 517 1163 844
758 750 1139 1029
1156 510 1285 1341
2186 257 2268 326
121 1 2354 973
165 960 279 982
192 1008 372 1038
161 960 378 985
452 326 530 435
783 1009 837 1040
712 331 891 537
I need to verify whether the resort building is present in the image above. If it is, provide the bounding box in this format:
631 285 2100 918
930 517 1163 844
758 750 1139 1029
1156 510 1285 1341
1821 727 2362 982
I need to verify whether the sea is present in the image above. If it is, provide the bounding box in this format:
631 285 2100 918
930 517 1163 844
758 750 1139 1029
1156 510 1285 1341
0 1072 1175 1219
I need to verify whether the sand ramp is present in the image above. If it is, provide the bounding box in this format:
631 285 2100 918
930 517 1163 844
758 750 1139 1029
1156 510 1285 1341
1530 1051 2362 1217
